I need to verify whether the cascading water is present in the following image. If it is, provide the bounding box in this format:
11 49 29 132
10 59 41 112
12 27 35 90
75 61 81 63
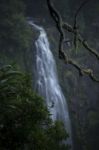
29 21 72 146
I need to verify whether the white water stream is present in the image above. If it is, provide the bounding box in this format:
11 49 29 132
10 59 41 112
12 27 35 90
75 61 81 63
29 21 72 146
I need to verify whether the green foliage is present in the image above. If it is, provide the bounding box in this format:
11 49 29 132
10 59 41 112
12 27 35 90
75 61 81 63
0 65 70 150
0 0 32 51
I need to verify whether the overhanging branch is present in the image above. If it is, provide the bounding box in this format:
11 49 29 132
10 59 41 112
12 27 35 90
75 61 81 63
47 0 99 82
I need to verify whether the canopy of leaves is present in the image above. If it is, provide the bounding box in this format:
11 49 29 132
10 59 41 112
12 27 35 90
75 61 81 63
0 65 70 150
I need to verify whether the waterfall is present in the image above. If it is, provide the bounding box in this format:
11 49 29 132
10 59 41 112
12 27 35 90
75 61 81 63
29 21 72 145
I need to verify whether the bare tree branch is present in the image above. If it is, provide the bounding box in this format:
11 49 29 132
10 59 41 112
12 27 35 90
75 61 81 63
73 0 89 50
47 0 99 82
74 0 89 29
62 23 99 60
47 0 67 60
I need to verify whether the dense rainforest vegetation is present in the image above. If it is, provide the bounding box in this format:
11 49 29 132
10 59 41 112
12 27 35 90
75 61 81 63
0 0 99 150
0 65 70 150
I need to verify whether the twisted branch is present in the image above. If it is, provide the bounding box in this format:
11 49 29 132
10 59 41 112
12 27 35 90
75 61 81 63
63 23 99 60
47 0 99 82
47 0 68 61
